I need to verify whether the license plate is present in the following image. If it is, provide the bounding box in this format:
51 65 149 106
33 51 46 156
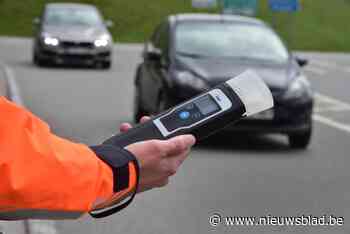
66 48 89 54
247 109 274 120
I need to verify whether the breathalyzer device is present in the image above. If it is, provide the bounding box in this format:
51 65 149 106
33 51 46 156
104 70 274 147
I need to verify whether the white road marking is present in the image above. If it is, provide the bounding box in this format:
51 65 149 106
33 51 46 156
314 92 350 113
0 221 26 234
313 114 350 134
25 220 58 234
315 93 350 107
312 92 350 134
315 106 350 113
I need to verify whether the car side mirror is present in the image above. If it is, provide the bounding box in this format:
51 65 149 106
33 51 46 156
146 49 162 62
105 20 114 28
33 18 40 26
296 57 308 67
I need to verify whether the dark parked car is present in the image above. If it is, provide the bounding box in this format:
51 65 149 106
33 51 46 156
134 14 314 149
33 3 113 68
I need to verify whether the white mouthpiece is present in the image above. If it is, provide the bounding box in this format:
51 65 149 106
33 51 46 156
226 70 274 117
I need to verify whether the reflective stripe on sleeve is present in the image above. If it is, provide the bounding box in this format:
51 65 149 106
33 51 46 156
0 210 83 220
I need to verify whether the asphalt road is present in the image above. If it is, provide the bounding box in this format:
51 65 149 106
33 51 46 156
1 37 350 234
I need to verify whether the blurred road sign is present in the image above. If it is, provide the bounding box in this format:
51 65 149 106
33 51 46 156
222 0 258 16
192 0 217 8
269 0 300 12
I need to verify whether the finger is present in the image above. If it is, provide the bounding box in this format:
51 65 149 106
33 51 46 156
120 116 150 133
125 135 195 160
140 116 151 124
161 135 196 157
120 123 133 133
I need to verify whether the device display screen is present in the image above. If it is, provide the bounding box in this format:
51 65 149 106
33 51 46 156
194 95 220 115
159 94 223 132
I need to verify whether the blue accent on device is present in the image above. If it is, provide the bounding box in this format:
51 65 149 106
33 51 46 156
179 111 190 120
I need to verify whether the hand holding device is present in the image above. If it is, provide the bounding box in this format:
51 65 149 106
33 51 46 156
125 134 195 193
91 70 273 218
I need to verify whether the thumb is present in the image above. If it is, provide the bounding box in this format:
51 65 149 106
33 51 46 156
160 135 196 157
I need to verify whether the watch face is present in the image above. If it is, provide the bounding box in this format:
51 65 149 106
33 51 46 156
153 89 232 137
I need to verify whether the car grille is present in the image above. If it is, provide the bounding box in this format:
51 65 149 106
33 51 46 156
62 54 93 60
61 41 94 49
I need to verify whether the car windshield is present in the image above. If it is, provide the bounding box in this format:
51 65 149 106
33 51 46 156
44 7 102 27
175 22 289 64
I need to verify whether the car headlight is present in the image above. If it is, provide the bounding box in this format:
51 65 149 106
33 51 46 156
175 71 209 91
94 39 108 47
283 74 313 100
94 35 110 47
43 36 59 46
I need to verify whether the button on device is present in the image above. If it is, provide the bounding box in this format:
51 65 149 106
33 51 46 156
179 111 190 120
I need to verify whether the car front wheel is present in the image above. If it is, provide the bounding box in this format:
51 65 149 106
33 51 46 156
288 128 312 149
33 52 44 66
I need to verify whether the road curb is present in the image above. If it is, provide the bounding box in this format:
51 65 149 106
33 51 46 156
0 62 24 106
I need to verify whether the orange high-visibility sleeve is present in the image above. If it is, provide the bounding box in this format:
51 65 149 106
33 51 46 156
0 97 139 220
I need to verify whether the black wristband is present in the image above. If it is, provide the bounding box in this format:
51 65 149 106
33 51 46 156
90 144 137 192
89 144 140 218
